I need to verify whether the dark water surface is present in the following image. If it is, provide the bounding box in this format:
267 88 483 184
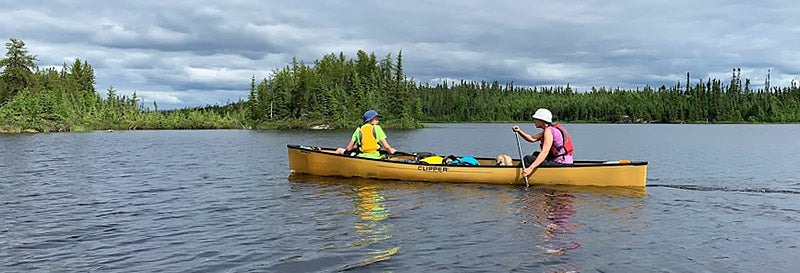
1 124 799 272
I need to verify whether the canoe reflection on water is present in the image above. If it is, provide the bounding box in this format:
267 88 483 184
349 184 400 264
521 188 581 255
287 174 646 270
290 174 646 197
288 175 401 267
516 186 645 272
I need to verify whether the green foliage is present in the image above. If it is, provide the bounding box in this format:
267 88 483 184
417 79 800 123
1 38 38 103
248 50 423 129
0 39 244 133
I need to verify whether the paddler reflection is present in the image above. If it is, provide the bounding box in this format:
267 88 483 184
350 184 399 264
521 188 581 256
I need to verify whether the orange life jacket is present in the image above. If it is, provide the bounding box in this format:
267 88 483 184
540 124 574 157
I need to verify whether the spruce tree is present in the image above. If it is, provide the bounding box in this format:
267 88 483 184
0 38 38 102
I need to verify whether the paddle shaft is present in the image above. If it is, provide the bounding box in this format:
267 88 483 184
515 132 530 187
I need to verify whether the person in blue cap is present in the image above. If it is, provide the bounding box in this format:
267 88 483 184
336 110 397 158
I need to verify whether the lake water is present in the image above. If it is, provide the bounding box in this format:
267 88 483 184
1 124 799 272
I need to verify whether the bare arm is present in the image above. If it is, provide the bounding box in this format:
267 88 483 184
522 128 553 177
529 131 544 143
512 126 543 143
380 139 397 154
337 140 356 154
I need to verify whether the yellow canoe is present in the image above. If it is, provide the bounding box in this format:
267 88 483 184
287 145 647 187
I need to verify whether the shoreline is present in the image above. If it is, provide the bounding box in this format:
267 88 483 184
4 121 798 134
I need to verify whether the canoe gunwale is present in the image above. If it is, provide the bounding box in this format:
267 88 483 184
287 144 647 168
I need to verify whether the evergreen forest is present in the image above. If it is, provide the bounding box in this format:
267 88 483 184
2 38 799 133
0 39 245 133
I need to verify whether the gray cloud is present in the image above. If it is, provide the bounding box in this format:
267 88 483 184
1 0 799 108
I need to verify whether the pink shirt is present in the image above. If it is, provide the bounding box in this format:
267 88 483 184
548 126 574 164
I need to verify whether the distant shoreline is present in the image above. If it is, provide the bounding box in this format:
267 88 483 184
5 121 798 134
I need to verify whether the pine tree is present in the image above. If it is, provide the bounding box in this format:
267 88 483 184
246 76 261 122
0 38 38 103
69 59 96 94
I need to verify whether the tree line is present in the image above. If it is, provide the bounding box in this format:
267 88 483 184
244 50 422 129
2 37 799 133
246 51 799 125
418 74 800 123
0 39 244 133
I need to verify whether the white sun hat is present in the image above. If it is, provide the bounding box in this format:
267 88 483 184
531 108 553 123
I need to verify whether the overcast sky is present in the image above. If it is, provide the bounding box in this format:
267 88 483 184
2 0 799 108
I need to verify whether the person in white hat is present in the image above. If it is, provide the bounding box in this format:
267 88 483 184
512 108 574 178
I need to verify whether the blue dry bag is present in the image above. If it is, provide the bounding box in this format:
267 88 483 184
446 156 480 165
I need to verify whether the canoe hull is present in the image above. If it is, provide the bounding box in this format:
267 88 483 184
288 145 647 187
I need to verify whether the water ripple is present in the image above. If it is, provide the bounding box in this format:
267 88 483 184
648 184 800 194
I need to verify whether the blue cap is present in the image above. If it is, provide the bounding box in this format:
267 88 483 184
363 110 382 123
